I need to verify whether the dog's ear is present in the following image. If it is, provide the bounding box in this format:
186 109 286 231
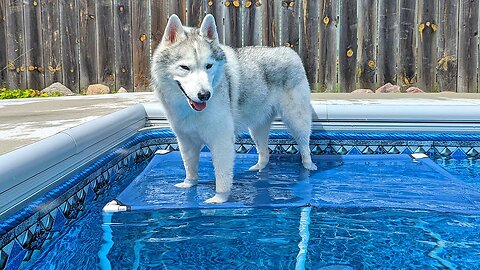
200 14 219 44
162 14 185 46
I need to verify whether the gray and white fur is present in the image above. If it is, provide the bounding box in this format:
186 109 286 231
151 14 317 203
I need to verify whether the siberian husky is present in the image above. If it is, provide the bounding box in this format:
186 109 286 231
150 14 317 203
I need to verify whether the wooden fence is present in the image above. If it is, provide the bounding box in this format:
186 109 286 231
0 0 479 93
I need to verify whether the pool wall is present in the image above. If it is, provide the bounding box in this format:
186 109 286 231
2 98 480 269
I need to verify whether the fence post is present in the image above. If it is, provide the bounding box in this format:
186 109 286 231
24 0 44 90
42 0 62 88
168 0 187 23
132 1 150 91
280 0 300 53
5 0 27 90
301 0 319 91
151 0 168 51
114 0 133 91
59 0 79 93
243 0 263 46
457 0 479 93
186 0 205 27
224 0 243 47
262 0 280 47
358 0 376 90
96 0 115 90
417 0 438 92
318 0 337 93
437 1 458 93
398 0 416 89
79 0 98 92
339 0 357 93
0 0 8 88
377 0 397 87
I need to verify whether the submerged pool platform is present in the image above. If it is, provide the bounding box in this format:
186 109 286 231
2 97 480 269
108 151 480 213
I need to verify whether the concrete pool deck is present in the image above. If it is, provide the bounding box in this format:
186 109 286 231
1 91 480 155
0 93 155 155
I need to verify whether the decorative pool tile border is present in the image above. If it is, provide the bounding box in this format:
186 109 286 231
2 128 480 269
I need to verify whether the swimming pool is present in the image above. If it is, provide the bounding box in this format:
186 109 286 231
15 150 480 269
1 98 480 269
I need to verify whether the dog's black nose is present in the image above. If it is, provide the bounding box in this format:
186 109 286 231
198 91 211 101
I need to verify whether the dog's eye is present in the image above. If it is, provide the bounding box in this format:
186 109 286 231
180 65 190 71
206 63 213 70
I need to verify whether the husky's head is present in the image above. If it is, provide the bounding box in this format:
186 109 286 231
153 14 225 112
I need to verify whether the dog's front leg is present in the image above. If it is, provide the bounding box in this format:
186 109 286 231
175 134 202 188
204 136 235 204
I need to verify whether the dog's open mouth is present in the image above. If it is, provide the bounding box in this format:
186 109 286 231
176 81 206 111
188 99 206 111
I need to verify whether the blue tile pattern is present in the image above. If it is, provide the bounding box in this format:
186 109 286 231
4 240 26 270
2 128 480 269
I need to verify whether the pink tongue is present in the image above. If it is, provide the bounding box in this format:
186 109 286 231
190 100 206 111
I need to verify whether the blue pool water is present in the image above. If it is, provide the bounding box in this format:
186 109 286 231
24 155 480 269
436 158 480 188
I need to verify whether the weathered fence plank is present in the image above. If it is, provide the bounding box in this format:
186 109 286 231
114 0 133 91
60 0 79 92
205 0 224 43
301 0 319 89
5 0 26 89
262 0 280 47
243 0 263 46
42 0 62 87
151 0 168 51
399 0 416 88
318 0 337 92
417 0 438 92
96 0 115 89
224 0 243 47
437 1 458 92
132 0 150 90
280 0 300 52
168 0 187 22
377 0 397 86
357 0 376 89
24 0 44 90
187 0 205 27
0 0 7 88
458 0 479 93
79 0 98 91
338 0 357 93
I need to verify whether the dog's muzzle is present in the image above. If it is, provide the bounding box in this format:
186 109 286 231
176 80 207 112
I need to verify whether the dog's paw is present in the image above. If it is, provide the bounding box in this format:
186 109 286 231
248 162 268 172
204 193 230 204
303 161 317 171
174 179 197 188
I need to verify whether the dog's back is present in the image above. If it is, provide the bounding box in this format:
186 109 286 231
236 46 307 89
221 46 311 132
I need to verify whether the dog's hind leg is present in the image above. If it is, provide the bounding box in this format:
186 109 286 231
279 86 317 171
175 134 203 188
248 115 274 171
